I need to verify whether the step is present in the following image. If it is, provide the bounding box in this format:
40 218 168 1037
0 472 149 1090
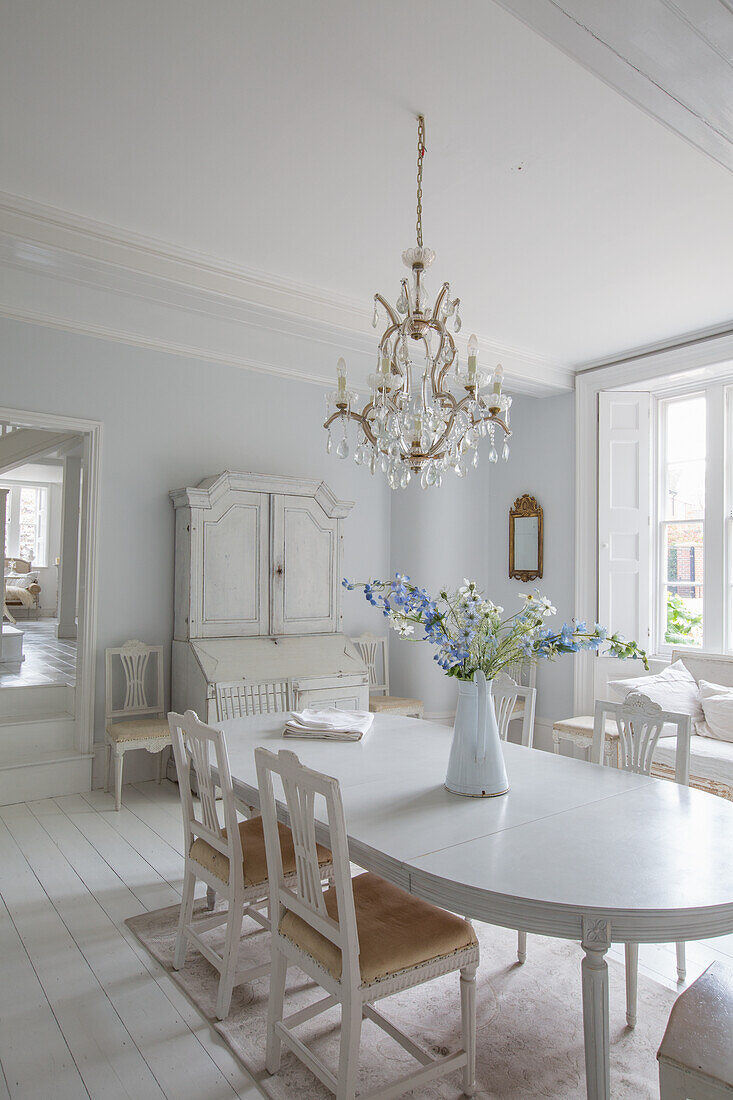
0 713 76 759
0 683 74 718
0 625 24 664
0 750 93 806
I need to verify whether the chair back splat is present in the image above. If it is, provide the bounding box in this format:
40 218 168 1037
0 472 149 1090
215 678 291 721
592 692 691 785
256 747 360 988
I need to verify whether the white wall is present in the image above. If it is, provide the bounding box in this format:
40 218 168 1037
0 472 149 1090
0 316 391 751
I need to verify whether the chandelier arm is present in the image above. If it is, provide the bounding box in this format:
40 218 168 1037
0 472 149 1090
432 283 450 322
374 293 400 329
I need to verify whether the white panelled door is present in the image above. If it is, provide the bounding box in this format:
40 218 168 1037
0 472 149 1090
598 392 651 651
198 491 270 637
270 495 340 635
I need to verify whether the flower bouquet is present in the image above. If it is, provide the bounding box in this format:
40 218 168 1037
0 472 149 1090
343 574 648 797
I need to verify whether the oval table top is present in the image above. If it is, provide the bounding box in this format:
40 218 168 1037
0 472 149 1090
217 712 733 944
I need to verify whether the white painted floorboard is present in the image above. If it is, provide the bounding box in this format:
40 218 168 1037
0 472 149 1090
2 778 733 1099
0 781 264 1100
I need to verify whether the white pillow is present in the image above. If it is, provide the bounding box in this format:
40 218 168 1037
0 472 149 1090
4 571 39 589
607 659 703 736
697 680 733 743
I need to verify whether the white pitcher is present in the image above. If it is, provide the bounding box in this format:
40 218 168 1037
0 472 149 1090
445 670 510 797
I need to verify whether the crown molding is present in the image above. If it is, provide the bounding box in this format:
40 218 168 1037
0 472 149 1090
0 190 574 397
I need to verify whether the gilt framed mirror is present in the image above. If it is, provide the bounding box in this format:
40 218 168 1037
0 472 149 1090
509 495 543 581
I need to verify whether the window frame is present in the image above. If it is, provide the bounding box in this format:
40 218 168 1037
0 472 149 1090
0 480 51 568
653 381 729 656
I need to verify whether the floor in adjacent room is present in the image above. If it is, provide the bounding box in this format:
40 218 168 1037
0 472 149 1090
0 619 77 687
1 779 731 1100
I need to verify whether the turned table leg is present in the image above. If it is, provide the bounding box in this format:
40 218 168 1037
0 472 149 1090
581 917 611 1100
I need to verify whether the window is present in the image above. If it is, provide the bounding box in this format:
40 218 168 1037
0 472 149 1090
1 483 49 567
653 382 730 654
659 395 705 648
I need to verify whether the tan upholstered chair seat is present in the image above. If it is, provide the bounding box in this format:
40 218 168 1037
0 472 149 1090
105 718 171 742
280 870 477 984
369 695 424 717
552 715 619 737
190 816 331 888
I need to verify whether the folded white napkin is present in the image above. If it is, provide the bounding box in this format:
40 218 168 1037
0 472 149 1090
283 707 374 742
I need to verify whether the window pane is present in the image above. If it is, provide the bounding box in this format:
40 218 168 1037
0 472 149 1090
664 520 703 645
666 396 706 463
18 486 39 563
665 586 703 646
666 521 704 584
665 459 705 520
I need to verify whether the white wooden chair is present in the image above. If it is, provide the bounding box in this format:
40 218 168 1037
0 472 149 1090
657 961 733 1098
492 670 537 749
351 633 424 718
255 746 480 1099
104 640 170 811
592 692 692 1027
502 656 537 718
168 710 333 1020
215 678 291 721
492 671 537 964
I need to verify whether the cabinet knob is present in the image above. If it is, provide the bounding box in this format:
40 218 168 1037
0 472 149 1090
275 564 283 576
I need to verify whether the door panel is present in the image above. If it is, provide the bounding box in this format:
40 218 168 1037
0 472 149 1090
271 495 339 634
200 492 269 636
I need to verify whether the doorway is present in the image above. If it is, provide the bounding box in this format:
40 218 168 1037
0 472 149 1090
0 406 101 801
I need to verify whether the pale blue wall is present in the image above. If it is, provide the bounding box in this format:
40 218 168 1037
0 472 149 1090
385 391 576 727
0 316 392 739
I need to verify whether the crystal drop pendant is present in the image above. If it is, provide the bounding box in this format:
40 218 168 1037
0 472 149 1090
396 290 408 314
326 431 332 455
336 436 350 459
369 452 377 475
454 309 462 333
489 445 498 464
472 448 479 468
372 301 379 328
502 441 510 461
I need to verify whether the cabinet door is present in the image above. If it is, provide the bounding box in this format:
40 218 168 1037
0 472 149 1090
270 495 340 634
196 491 269 636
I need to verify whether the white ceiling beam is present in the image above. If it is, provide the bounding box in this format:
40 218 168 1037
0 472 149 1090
0 429 77 475
493 0 733 173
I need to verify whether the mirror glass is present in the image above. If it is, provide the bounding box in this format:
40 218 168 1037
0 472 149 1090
513 516 539 572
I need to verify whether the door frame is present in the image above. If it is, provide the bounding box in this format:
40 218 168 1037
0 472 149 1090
0 404 102 764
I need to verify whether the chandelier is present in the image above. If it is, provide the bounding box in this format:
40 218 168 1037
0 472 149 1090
324 115 512 490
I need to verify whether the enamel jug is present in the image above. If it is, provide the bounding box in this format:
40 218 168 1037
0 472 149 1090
445 670 509 797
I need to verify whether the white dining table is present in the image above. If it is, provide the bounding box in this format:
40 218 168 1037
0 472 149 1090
215 712 733 1100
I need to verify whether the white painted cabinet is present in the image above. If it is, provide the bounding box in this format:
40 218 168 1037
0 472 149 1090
171 472 351 640
170 472 369 716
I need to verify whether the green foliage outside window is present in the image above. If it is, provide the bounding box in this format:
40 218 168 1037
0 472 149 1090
665 591 702 646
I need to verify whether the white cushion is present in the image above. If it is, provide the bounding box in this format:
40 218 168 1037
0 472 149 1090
607 659 703 737
4 571 39 589
654 733 733 788
697 679 733 743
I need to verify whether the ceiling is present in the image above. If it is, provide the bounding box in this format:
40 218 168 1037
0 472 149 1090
0 0 732 378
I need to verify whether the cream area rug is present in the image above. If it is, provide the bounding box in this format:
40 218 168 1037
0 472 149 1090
127 901 675 1099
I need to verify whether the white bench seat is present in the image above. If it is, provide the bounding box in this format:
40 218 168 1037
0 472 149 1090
654 735 733 802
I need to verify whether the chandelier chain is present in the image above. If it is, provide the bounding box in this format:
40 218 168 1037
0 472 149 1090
416 115 425 248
